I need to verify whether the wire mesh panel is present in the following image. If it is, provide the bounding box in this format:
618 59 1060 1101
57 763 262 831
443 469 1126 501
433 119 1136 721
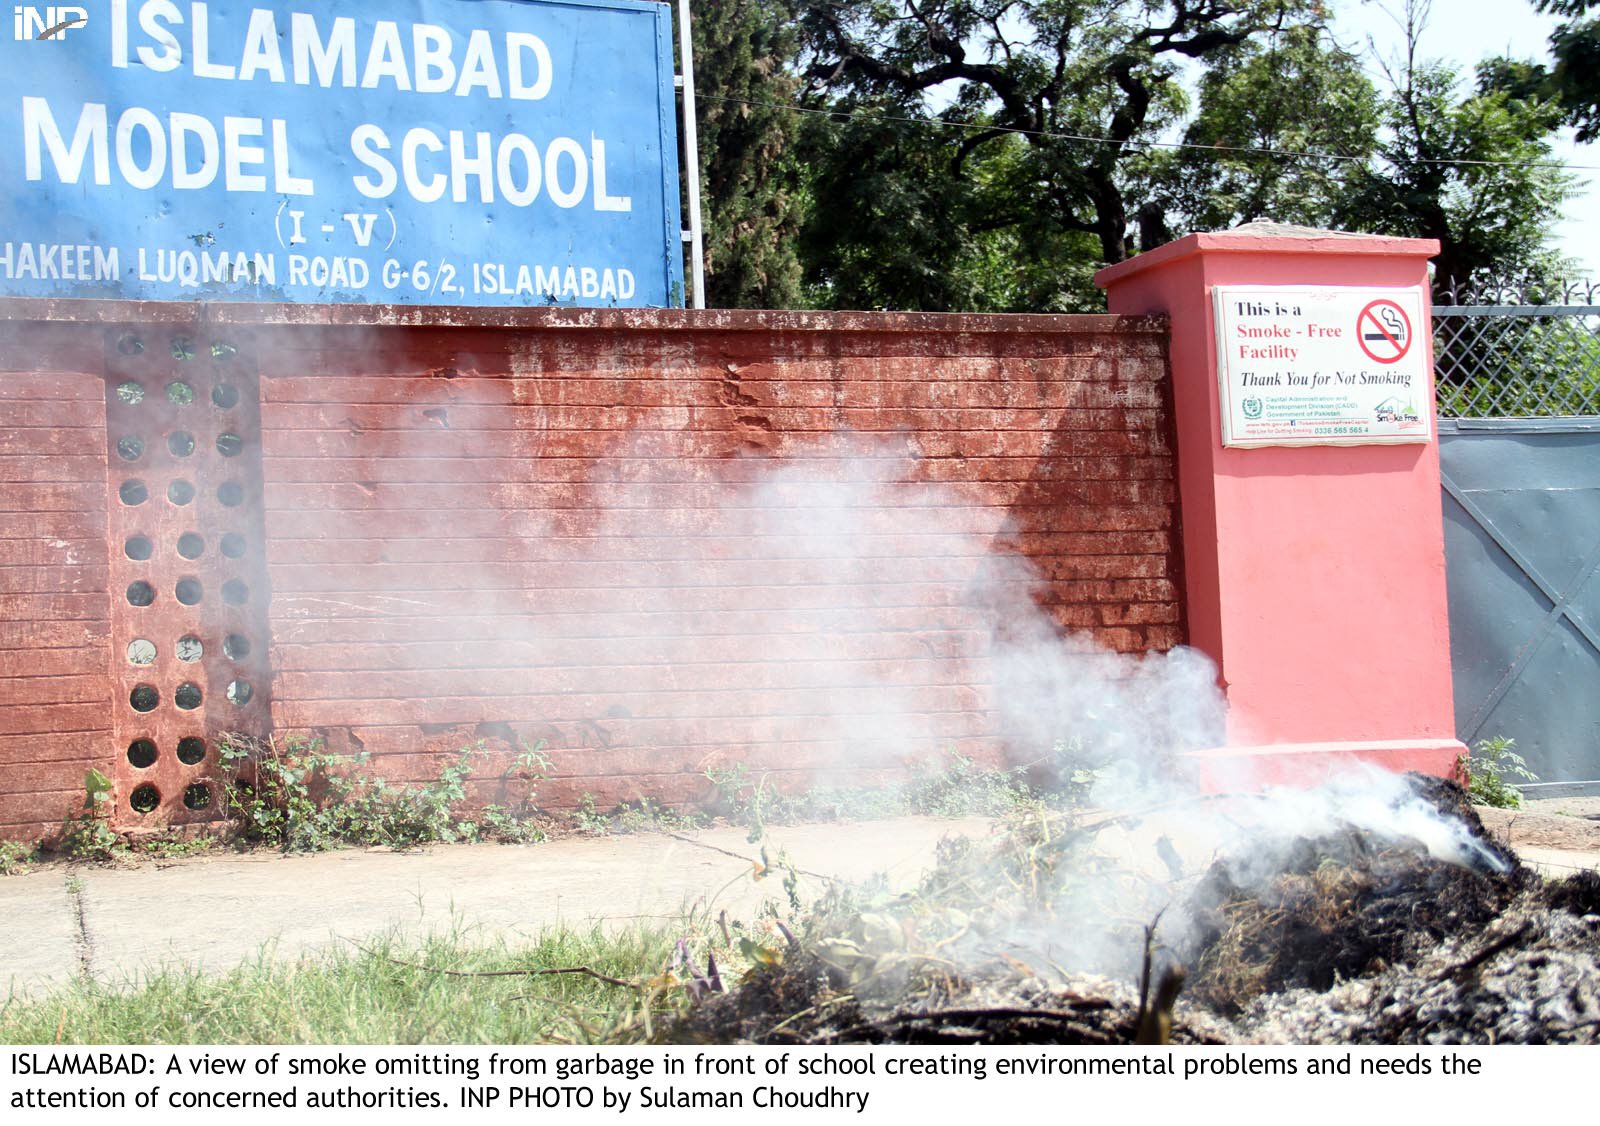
1434 279 1600 418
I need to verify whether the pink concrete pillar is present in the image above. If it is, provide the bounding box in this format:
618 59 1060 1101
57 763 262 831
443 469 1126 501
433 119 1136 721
1095 225 1465 784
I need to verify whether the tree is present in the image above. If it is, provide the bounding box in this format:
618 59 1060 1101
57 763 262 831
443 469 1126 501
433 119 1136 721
1481 0 1600 143
1151 20 1380 236
1335 1 1576 285
793 91 1109 310
792 0 1318 310
685 0 1577 311
689 0 810 307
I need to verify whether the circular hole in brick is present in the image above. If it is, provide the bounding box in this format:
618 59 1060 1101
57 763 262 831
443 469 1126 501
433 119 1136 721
130 684 160 712
168 479 196 506
175 577 203 605
127 738 158 769
166 381 195 406
115 381 145 406
174 682 202 710
116 333 144 356
167 431 196 458
116 435 145 461
221 579 249 605
119 479 149 506
126 639 156 666
130 784 160 815
226 679 253 706
216 432 244 457
221 533 246 558
183 782 212 811
218 481 244 507
177 736 206 765
124 534 154 561
171 336 195 362
211 341 238 362
176 635 203 662
223 633 251 660
126 580 155 607
177 532 204 559
212 383 240 409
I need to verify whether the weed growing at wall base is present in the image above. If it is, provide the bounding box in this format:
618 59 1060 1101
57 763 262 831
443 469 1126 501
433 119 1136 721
57 769 121 861
0 839 36 875
216 734 546 852
695 747 1092 844
1457 736 1539 810
4 737 1087 867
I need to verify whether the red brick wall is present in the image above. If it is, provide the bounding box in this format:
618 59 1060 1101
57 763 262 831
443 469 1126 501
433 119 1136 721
0 303 1179 836
0 322 115 842
250 308 1180 810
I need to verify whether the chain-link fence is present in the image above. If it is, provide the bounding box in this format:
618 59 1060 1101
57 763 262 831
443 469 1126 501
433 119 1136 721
1433 279 1600 418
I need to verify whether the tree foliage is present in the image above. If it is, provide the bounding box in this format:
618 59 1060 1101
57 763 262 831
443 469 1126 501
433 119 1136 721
794 0 1300 295
690 0 809 307
683 0 1579 310
1337 60 1576 285
1151 20 1379 235
1482 0 1600 143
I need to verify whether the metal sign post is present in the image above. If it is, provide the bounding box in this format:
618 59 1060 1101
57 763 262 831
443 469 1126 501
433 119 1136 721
676 0 706 309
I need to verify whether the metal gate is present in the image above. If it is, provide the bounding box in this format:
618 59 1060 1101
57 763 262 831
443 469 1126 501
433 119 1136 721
1435 281 1600 795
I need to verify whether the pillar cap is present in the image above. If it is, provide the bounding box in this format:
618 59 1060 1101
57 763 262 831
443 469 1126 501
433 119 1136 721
1094 221 1441 289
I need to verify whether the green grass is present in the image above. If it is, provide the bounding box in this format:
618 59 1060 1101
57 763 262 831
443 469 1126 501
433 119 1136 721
0 925 680 1045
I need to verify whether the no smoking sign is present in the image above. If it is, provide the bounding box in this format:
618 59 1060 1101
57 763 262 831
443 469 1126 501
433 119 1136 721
1213 284 1432 447
1357 299 1413 364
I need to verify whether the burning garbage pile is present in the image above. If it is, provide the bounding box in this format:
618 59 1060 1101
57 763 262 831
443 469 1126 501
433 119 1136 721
670 773 1600 1045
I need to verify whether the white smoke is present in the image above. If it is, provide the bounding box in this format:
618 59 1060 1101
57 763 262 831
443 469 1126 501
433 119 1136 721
272 398 1498 988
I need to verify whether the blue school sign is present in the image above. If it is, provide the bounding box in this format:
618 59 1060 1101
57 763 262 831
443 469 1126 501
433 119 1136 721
0 0 684 307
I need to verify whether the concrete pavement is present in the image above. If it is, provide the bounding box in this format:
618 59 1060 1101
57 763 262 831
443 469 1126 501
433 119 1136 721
1 817 992 998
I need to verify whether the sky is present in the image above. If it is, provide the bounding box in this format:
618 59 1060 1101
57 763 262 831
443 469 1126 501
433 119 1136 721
1333 0 1598 274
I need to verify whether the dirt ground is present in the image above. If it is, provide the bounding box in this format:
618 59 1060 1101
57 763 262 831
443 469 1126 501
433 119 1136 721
1478 802 1600 874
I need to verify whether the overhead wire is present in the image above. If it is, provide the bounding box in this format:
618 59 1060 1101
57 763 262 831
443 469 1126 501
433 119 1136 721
704 93 1600 173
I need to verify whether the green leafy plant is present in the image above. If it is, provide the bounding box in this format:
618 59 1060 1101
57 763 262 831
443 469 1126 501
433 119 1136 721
217 734 489 852
464 740 554 844
904 753 1040 818
0 839 36 875
1458 736 1539 809
571 793 612 835
700 748 1086 839
59 769 123 861
133 836 218 860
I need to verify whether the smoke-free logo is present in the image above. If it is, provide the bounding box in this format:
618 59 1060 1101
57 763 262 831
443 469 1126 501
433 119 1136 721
1241 397 1264 420
12 5 86 41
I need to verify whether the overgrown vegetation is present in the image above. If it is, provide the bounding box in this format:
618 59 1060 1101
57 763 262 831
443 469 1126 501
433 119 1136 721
1 737 1063 872
1458 736 1540 809
7 774 1595 1045
696 742 1094 843
215 734 552 853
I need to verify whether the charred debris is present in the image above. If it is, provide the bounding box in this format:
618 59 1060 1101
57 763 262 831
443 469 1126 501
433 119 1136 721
668 775 1600 1045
